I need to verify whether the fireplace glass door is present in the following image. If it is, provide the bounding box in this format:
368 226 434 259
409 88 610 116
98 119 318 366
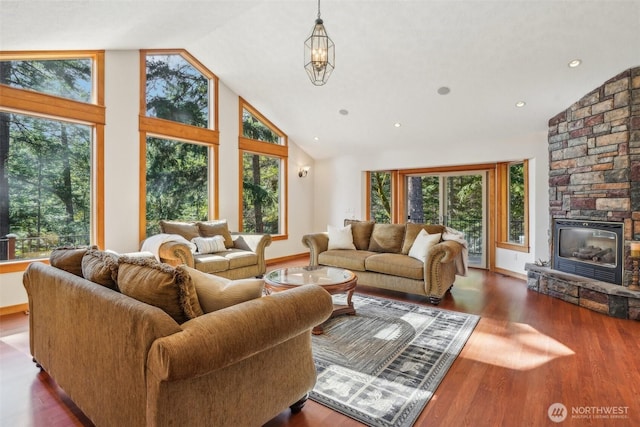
558 227 616 267
553 220 623 284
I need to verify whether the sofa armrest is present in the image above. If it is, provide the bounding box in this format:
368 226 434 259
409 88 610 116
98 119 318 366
157 240 195 267
301 232 329 266
433 240 463 263
423 240 463 299
231 232 272 253
146 285 333 382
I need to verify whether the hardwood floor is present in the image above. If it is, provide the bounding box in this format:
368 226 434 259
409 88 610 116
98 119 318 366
2 259 639 426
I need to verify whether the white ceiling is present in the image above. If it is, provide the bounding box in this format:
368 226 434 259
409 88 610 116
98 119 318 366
1 0 639 160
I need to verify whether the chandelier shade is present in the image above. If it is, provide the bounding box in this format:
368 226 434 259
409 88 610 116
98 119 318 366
304 1 334 86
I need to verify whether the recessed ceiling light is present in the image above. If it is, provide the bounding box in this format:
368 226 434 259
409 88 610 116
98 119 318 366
394 122 401 128
313 136 319 141
437 86 451 95
515 101 526 108
568 59 582 68
338 109 349 116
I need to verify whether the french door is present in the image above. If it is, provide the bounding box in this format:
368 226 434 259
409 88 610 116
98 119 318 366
404 171 487 268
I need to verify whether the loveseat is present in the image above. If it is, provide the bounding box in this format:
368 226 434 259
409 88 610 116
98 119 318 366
23 247 332 427
142 220 272 280
302 220 467 304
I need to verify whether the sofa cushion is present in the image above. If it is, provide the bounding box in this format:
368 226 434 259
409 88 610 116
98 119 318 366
183 266 264 312
368 223 406 253
365 253 424 280
318 249 375 272
197 220 234 248
193 254 231 273
220 249 259 269
327 224 356 250
159 220 200 241
344 219 375 250
191 235 226 254
402 223 446 254
117 257 204 323
50 245 97 277
81 249 120 290
408 230 442 262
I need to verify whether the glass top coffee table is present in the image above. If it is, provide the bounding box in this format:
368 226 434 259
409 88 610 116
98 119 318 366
265 266 357 334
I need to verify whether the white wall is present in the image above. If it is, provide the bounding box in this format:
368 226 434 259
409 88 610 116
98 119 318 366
1 50 315 308
312 131 550 276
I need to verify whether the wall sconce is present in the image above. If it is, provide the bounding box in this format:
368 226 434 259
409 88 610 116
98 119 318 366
298 166 310 178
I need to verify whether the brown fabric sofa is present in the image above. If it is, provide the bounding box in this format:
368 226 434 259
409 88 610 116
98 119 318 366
143 220 272 280
302 220 466 304
23 256 332 427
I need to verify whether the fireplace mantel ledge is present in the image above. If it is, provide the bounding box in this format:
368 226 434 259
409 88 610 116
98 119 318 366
525 263 640 298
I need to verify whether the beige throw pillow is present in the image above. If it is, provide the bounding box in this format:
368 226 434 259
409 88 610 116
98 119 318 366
368 223 406 253
81 249 119 290
183 266 264 312
159 220 200 241
191 235 227 254
117 257 203 323
327 224 356 250
50 246 97 277
408 230 442 262
197 220 234 248
344 219 375 250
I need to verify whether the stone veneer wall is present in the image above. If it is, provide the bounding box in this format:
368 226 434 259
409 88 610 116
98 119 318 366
548 66 640 283
527 66 640 320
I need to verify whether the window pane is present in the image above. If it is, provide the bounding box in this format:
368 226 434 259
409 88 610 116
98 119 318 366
0 58 92 102
242 109 282 144
242 153 280 234
0 112 91 261
370 172 391 223
508 162 525 243
406 175 439 223
145 54 209 128
145 137 209 236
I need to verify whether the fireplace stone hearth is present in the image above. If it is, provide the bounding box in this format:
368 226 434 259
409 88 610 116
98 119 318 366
525 263 640 320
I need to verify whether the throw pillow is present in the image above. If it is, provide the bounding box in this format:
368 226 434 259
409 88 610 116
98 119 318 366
191 235 227 254
402 223 446 254
183 266 264 312
368 223 406 253
344 219 375 250
327 224 356 250
81 249 120 290
50 245 97 277
197 220 234 248
117 256 203 324
408 230 442 262
159 220 200 241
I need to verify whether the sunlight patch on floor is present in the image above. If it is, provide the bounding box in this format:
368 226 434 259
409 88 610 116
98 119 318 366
461 318 574 370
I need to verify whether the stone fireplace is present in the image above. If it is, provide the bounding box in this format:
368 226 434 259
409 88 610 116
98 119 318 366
526 66 640 320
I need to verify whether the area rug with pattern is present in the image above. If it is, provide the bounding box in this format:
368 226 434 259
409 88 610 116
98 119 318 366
310 294 480 427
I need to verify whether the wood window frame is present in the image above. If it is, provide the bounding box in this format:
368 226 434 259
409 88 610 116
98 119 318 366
496 160 529 253
238 97 288 240
365 170 398 223
138 49 220 243
0 50 105 273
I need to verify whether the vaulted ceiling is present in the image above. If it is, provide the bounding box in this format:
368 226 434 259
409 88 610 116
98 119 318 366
1 0 639 159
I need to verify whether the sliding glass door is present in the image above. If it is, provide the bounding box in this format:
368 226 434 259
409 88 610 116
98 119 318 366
405 172 487 268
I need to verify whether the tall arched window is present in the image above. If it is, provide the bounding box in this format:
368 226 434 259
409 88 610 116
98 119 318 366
239 98 288 239
139 50 219 240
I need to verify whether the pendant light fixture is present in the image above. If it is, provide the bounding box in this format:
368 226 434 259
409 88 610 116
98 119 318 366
304 0 335 86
